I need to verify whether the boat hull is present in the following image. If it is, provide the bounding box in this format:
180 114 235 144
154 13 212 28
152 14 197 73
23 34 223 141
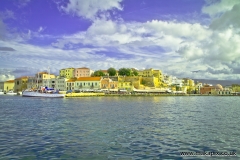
22 91 65 98
6 93 17 95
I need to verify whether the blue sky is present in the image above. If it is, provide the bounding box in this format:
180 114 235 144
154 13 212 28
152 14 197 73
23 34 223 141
0 0 240 81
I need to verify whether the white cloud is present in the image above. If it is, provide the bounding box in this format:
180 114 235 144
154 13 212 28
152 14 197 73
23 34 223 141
209 3 240 30
177 44 205 61
202 0 240 18
60 0 123 20
0 74 15 82
2 0 240 81
38 26 45 32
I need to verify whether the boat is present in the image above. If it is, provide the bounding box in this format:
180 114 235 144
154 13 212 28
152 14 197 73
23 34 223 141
6 90 17 95
22 67 65 98
22 87 65 98
0 89 4 95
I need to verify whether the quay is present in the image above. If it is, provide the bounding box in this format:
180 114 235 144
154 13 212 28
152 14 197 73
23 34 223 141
63 92 239 97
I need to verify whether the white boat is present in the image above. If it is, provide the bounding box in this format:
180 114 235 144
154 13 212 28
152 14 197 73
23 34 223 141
6 90 17 95
18 92 23 95
22 88 65 98
22 67 65 98
0 89 4 95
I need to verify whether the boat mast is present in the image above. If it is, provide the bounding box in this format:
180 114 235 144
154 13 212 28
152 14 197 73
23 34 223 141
48 67 50 87
37 72 39 89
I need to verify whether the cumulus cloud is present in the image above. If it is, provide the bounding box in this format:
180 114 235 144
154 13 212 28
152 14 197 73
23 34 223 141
0 74 15 82
202 0 240 18
177 44 205 61
210 3 240 30
2 0 240 81
59 0 123 20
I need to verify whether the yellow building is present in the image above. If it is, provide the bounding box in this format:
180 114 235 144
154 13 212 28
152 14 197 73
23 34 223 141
14 76 29 92
4 80 15 92
183 78 195 93
137 68 164 87
39 72 55 79
118 76 136 91
59 68 75 79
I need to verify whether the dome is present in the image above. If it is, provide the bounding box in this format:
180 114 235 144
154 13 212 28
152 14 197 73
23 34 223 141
215 84 223 90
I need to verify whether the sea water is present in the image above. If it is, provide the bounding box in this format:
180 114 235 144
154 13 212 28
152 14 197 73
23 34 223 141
0 95 239 159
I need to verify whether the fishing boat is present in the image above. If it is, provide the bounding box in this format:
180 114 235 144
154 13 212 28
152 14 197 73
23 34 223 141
6 90 17 95
22 68 65 98
22 87 65 98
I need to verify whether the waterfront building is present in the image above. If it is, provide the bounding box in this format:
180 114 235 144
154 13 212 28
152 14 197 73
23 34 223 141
199 84 230 95
14 76 29 92
172 77 183 87
66 78 76 90
39 72 56 87
75 67 94 78
59 68 75 79
137 68 163 80
118 76 135 91
54 77 68 91
3 80 15 92
137 68 165 88
195 82 203 94
0 82 4 91
183 78 195 94
163 75 173 86
211 84 232 95
75 77 102 90
27 76 37 89
101 77 118 91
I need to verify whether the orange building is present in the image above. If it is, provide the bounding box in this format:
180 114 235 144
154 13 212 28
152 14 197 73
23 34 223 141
101 78 118 91
200 84 224 94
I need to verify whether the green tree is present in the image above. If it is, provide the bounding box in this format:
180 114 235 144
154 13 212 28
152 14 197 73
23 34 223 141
92 70 105 76
107 67 117 76
132 70 138 76
118 68 131 76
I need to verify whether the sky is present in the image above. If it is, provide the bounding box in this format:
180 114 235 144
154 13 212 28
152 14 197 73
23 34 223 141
0 0 240 81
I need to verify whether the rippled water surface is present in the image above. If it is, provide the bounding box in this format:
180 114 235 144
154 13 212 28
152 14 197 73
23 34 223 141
0 95 239 159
